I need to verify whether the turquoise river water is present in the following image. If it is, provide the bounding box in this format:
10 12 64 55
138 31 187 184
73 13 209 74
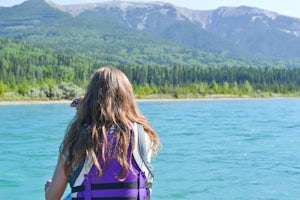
0 99 300 199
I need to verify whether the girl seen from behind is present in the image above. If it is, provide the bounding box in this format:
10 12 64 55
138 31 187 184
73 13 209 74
45 66 160 200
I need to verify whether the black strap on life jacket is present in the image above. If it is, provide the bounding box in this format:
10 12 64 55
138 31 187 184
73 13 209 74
71 182 151 200
71 182 152 200
72 182 152 193
72 197 150 200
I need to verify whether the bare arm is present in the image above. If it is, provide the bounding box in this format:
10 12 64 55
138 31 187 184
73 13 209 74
45 157 68 200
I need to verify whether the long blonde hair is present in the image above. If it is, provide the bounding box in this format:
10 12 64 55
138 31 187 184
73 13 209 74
61 66 160 179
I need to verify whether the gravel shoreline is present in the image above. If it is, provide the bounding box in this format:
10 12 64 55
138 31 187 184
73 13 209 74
1 96 298 105
0 100 71 105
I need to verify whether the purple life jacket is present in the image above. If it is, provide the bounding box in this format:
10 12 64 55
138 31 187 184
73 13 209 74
70 125 152 200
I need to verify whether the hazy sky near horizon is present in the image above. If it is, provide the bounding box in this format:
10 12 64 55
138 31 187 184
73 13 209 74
1 0 300 19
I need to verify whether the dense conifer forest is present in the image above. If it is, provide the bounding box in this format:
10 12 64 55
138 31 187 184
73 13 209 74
0 37 300 100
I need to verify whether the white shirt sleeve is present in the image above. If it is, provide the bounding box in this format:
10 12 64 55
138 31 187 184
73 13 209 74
132 122 153 182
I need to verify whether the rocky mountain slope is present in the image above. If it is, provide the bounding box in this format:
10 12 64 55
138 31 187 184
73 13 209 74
1 0 300 67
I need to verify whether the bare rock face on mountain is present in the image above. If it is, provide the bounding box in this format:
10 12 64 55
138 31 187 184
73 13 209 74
59 0 300 59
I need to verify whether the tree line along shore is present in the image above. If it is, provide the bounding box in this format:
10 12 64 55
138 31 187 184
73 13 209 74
1 65 300 101
1 37 300 101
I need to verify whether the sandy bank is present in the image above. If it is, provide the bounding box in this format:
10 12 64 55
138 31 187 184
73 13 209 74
0 96 298 105
0 100 71 105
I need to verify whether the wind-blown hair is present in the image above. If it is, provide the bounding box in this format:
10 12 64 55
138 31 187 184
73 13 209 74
60 67 160 179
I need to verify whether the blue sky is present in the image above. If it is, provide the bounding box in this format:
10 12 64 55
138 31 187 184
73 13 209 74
1 0 300 19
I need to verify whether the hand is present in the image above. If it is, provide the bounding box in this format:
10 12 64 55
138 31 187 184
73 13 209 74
44 180 52 192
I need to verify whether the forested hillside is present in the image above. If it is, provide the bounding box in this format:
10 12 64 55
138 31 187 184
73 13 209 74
1 37 300 100
0 37 97 84
1 0 299 68
1 0 300 100
0 37 95 99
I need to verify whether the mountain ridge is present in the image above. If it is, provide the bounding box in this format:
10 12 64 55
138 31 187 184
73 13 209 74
1 0 300 67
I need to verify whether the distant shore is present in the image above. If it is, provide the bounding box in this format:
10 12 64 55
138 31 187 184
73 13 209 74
0 100 71 105
0 95 299 105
